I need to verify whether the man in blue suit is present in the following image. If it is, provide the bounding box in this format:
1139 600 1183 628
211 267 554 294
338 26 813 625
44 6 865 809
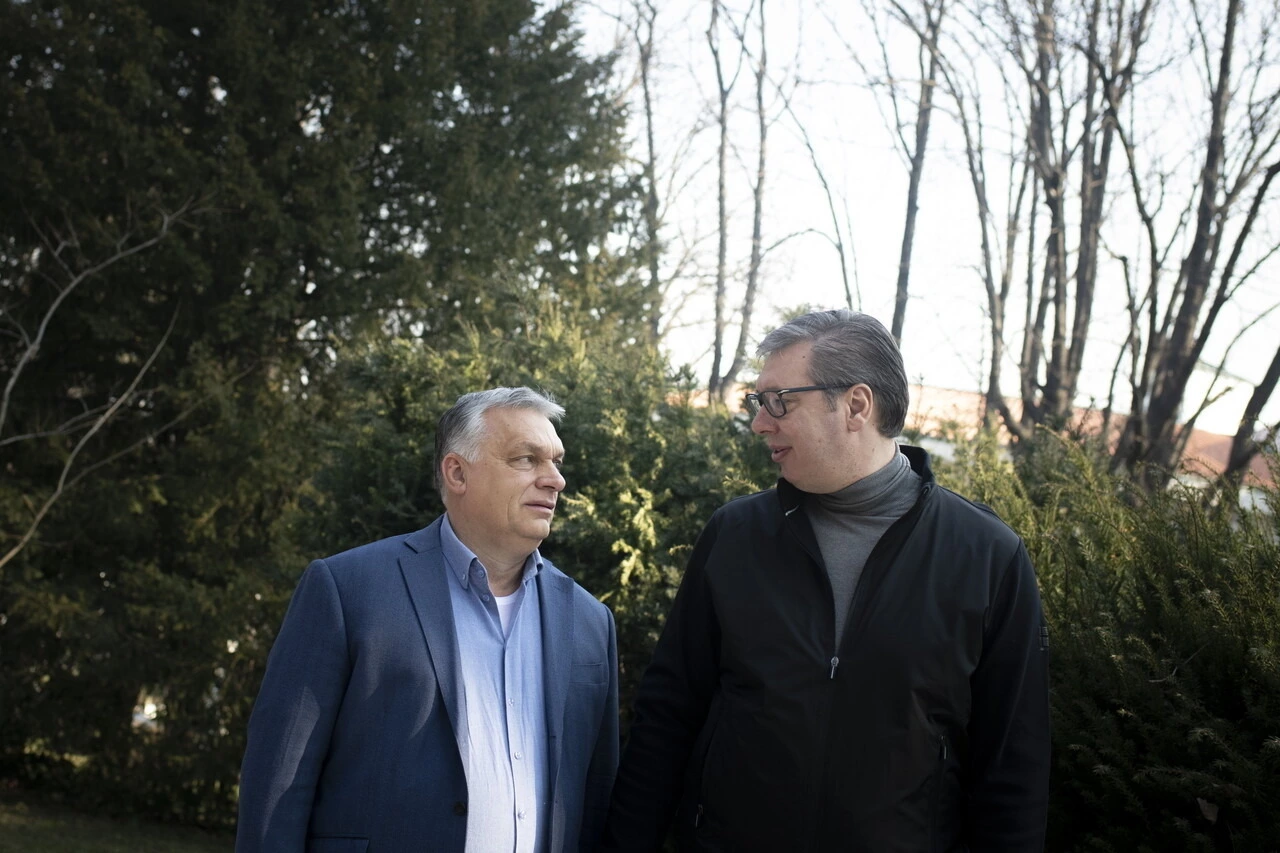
237 387 619 853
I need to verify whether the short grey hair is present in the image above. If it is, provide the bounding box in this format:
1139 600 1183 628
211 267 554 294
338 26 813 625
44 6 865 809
757 309 909 437
434 387 565 497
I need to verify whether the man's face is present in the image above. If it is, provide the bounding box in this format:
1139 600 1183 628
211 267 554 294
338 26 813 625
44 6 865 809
750 341 855 493
452 407 566 555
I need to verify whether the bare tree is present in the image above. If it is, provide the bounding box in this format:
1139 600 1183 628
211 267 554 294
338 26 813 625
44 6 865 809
1218 343 1280 495
591 0 719 348
630 0 665 341
823 0 950 344
954 0 1280 490
937 6 1036 435
888 0 950 344
1107 0 1280 487
710 0 771 401
0 202 201 571
994 0 1151 429
777 91 861 313
707 0 741 398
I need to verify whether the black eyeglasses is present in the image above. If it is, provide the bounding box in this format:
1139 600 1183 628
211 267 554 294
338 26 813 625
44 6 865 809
744 385 852 418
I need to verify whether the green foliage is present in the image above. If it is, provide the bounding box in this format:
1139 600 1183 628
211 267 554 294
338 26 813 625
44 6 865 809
0 386 319 826
1 0 642 826
938 431 1280 851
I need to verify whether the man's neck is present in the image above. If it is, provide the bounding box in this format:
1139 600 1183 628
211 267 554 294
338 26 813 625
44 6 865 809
446 514 536 596
840 436 900 489
482 562 526 597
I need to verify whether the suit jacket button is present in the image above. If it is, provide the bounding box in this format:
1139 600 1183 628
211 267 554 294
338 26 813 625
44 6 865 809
453 801 467 817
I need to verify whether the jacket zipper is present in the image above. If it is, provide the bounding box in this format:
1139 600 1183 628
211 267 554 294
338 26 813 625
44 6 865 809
782 500 841 851
812 647 843 851
810 480 934 850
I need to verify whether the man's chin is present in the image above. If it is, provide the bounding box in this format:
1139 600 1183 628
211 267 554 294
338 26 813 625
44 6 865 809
521 521 553 542
781 469 820 492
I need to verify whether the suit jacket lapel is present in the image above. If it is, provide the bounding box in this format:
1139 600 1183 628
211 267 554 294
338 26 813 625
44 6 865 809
400 519 467 754
538 565 575 796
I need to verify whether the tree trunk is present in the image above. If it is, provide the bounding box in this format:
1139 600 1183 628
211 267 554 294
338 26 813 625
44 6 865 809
636 0 662 342
891 0 948 345
707 0 731 400
1129 0 1239 486
720 0 769 401
1219 343 1280 494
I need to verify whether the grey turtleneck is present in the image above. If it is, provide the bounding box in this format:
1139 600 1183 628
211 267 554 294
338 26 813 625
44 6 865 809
807 449 922 646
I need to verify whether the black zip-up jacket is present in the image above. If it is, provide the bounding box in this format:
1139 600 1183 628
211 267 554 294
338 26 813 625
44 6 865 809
602 447 1050 852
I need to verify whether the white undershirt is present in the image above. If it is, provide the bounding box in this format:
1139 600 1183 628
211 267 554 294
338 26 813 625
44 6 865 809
494 587 523 638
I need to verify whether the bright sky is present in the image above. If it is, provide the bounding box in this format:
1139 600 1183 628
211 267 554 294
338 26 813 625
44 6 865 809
579 0 1280 437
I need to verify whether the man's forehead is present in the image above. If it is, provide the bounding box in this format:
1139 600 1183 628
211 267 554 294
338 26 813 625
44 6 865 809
757 343 814 387
510 436 564 455
484 408 562 449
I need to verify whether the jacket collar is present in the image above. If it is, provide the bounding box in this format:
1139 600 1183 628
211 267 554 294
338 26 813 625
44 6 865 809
398 518 467 747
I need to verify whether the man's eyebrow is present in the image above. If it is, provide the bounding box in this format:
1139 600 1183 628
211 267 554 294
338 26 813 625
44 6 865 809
512 441 563 457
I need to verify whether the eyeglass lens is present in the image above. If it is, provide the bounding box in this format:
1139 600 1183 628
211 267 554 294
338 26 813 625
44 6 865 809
746 392 785 417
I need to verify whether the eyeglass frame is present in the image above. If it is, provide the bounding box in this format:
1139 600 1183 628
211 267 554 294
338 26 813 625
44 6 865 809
744 384 853 418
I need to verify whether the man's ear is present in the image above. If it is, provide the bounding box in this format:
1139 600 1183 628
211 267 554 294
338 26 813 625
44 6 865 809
846 384 875 432
441 453 468 496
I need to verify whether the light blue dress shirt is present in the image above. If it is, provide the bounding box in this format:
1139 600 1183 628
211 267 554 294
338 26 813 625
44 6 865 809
441 514 549 853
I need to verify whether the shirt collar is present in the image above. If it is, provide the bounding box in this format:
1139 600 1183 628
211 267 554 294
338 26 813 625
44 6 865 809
441 512 543 590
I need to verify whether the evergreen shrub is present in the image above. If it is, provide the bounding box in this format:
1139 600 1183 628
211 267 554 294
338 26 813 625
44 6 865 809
938 430 1280 852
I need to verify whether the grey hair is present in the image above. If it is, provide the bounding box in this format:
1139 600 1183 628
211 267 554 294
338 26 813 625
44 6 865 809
434 387 565 497
757 309 909 438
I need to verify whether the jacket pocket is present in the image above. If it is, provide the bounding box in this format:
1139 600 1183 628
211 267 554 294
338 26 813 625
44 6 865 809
306 837 369 853
692 696 727 830
570 661 606 684
930 734 949 853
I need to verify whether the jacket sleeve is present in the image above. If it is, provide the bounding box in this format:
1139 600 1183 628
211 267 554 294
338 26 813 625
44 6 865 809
600 518 723 853
235 559 352 853
964 540 1051 851
580 606 621 852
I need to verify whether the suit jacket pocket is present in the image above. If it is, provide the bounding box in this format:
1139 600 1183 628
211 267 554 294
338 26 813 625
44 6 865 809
306 837 369 853
570 661 605 684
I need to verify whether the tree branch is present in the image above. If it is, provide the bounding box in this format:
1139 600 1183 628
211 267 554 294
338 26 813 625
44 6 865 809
0 200 195 441
0 306 183 572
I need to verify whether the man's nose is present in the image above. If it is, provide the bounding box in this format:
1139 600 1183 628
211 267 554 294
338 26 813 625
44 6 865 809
540 463 566 492
751 408 776 434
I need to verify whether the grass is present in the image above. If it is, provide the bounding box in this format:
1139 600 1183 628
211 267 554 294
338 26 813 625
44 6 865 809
0 797 232 853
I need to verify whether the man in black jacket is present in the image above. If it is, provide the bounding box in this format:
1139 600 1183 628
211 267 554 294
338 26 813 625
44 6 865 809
602 310 1050 852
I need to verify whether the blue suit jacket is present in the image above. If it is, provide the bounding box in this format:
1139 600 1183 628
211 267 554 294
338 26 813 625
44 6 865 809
236 518 620 853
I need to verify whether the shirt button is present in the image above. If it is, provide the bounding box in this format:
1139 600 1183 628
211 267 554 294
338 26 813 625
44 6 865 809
518 810 526 820
513 751 522 760
481 594 490 602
